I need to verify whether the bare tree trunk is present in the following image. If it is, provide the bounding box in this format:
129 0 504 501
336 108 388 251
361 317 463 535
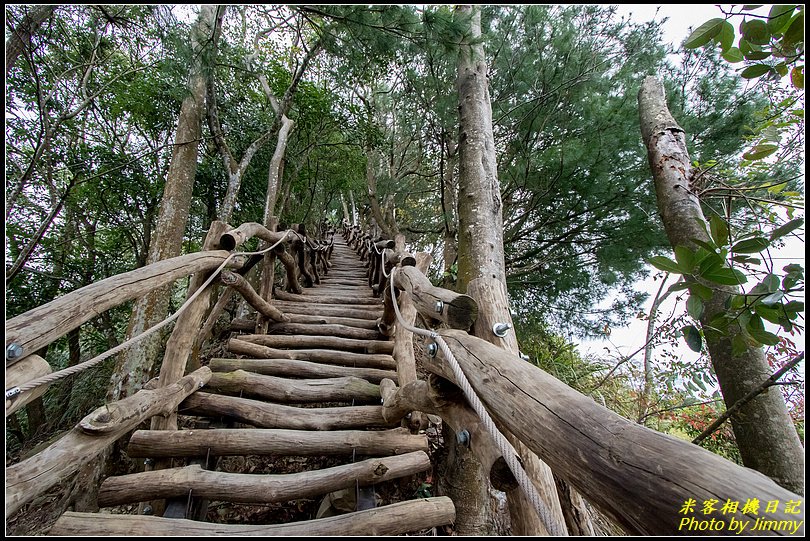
108 5 218 402
639 76 804 495
340 193 351 223
349 189 358 225
451 5 571 535
441 132 458 280
365 148 398 239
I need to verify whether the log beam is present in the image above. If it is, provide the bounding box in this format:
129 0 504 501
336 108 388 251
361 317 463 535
392 266 477 330
236 334 394 354
205 370 380 403
5 354 51 417
209 358 397 383
227 339 396 369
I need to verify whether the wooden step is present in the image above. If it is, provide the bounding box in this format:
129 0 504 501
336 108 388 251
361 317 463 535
270 302 382 320
126 427 427 458
209 357 397 383
181 392 396 430
262 322 383 341
97 451 431 507
50 497 456 536
205 370 380 403
275 290 382 305
227 339 396 369
237 334 393 353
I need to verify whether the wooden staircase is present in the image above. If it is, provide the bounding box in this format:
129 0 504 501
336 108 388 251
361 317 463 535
48 234 454 535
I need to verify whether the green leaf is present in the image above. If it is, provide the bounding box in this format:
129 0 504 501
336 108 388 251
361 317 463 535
667 281 690 294
755 304 783 324
684 18 726 49
673 246 696 273
783 10 804 47
791 66 804 89
770 218 804 241
687 282 714 301
716 20 735 52
762 273 781 292
768 5 797 34
749 328 781 346
691 239 719 254
693 375 707 392
682 325 703 352
783 300 805 312
741 19 770 45
721 47 745 63
731 236 770 253
732 334 749 357
740 64 774 79
732 255 761 265
687 294 704 319
747 313 765 332
774 61 789 77
742 143 778 160
648 255 684 274
709 216 729 247
742 5 764 11
743 50 772 61
702 266 747 286
760 291 784 306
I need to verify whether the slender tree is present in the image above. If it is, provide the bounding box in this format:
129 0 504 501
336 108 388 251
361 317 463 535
639 76 804 495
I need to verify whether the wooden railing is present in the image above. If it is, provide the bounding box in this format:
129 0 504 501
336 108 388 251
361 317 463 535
5 218 334 519
341 221 805 536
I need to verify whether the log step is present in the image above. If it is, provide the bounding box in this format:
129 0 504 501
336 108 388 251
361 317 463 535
181 392 396 430
205 370 381 403
270 302 382 320
209 357 398 383
227 339 396 369
237 334 394 354
275 290 382 305
126 427 427 458
97 451 431 507
263 322 383 341
50 497 455 536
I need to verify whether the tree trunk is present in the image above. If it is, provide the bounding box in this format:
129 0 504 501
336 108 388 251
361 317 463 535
638 76 804 495
107 5 218 402
452 5 572 535
5 4 57 76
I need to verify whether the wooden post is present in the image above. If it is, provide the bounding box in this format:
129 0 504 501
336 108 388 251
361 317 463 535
256 216 279 334
5 354 51 417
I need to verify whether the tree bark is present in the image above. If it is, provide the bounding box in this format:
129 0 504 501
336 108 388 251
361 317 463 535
5 5 57 77
108 5 219 402
452 5 569 535
639 76 804 495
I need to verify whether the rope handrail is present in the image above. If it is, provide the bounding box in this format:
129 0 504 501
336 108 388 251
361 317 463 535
6 231 293 399
388 266 565 537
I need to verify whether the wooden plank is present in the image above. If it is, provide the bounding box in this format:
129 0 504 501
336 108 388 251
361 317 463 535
5 368 212 519
5 354 51 417
180 392 395 430
237 334 394 354
209 358 397 383
433 330 805 535
227 339 396 369
205 370 380 403
274 289 382 305
5 252 242 367
264 322 382 340
127 427 427 457
98 452 430 507
50 497 455 536
269 302 382 320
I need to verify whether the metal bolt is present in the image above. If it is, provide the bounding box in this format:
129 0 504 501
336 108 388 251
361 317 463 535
142 505 153 515
5 387 21 399
456 429 471 447
434 300 444 313
492 322 512 338
144 458 154 467
427 343 438 357
519 352 530 362
6 343 23 361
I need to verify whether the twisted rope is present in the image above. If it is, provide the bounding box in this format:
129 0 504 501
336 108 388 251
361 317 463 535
6 231 293 399
388 267 565 536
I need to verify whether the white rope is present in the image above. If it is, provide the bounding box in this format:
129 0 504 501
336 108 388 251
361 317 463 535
6 231 293 398
388 267 565 537
380 248 390 278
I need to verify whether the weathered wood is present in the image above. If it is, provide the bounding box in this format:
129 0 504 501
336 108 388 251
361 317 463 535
5 368 212 519
274 289 381 305
209 358 397 383
205 370 380 403
219 222 289 251
284 313 381 329
270 302 382 320
98 452 431 507
434 330 805 535
380 378 516 491
5 252 243 367
264 321 382 340
180 392 394 430
237 334 394 354
127 427 426 457
220 270 288 322
5 354 51 417
300 287 375 298
227 338 396 369
50 497 455 536
393 266 477 330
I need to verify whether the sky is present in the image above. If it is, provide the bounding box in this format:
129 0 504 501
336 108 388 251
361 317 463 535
577 5 806 369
